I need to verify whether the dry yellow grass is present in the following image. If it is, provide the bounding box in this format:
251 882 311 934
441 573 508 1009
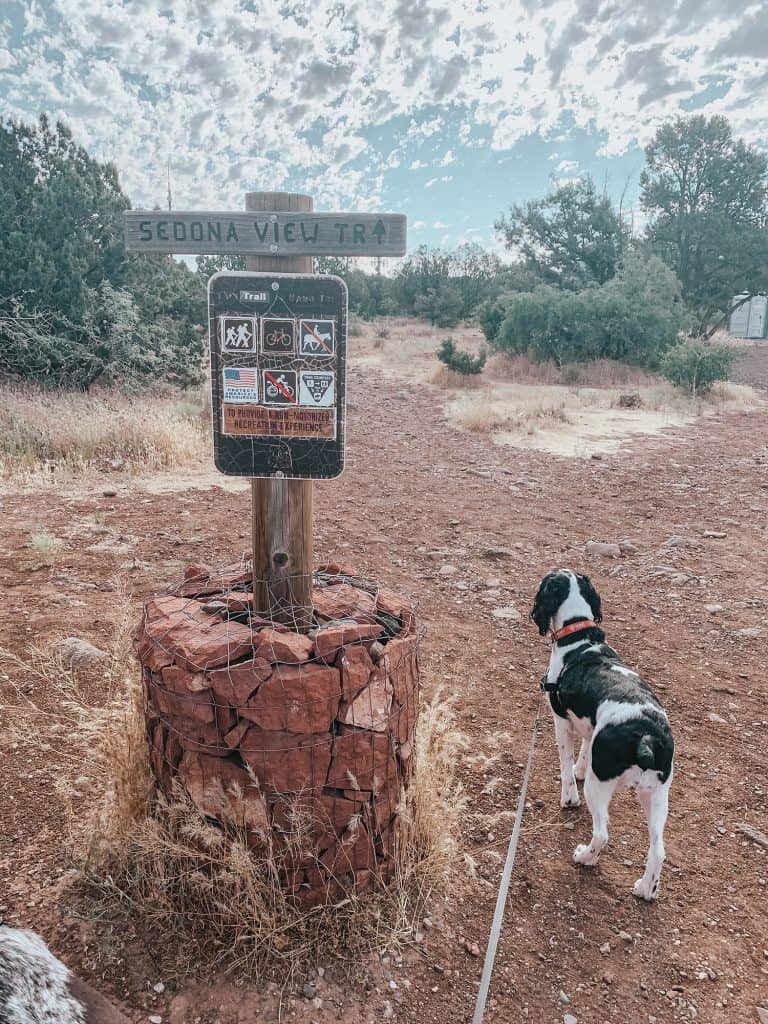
484 352 660 388
0 383 208 483
443 376 760 454
0 602 466 983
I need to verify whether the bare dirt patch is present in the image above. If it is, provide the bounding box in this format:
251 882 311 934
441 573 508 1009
354 318 763 457
1 344 768 1023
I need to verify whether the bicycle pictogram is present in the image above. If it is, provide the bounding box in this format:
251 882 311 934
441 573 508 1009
261 318 295 354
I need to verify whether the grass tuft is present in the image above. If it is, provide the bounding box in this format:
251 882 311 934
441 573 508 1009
0 384 208 483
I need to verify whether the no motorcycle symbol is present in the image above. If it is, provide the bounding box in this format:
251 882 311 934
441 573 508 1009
263 370 298 405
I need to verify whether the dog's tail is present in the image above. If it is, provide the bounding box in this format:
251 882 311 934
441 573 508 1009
636 734 656 770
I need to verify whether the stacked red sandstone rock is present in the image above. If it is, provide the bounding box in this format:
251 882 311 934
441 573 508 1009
137 560 419 908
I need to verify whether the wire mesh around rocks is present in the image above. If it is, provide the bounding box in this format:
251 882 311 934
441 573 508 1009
136 557 420 909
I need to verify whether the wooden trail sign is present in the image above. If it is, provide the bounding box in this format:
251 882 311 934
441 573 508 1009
124 210 407 257
208 271 347 480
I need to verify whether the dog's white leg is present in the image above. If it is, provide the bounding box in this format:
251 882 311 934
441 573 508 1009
574 738 590 781
553 712 580 807
632 780 670 901
573 771 617 865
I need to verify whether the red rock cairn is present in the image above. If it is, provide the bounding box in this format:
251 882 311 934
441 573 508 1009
137 559 419 908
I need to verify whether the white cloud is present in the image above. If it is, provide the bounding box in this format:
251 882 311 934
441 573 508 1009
555 158 580 174
432 219 449 228
0 0 763 214
412 219 426 229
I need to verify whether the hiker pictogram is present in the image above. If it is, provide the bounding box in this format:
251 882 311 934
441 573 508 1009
299 319 335 356
220 316 258 352
262 318 295 354
299 371 335 407
263 369 298 405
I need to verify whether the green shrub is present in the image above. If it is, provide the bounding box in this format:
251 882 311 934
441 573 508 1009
660 342 734 394
437 338 487 375
491 252 688 368
478 296 509 342
414 282 463 327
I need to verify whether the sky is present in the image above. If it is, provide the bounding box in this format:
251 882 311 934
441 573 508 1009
1 0 766 256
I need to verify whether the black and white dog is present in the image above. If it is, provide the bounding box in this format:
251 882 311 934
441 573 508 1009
0 923 129 1024
531 569 674 901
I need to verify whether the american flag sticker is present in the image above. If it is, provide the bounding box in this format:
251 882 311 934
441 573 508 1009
222 367 259 403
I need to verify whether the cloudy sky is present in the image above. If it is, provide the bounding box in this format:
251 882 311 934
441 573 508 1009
1 0 765 254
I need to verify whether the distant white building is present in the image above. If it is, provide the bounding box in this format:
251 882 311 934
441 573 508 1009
729 294 768 339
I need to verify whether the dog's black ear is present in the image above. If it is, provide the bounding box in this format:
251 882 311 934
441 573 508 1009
577 573 602 623
531 572 569 636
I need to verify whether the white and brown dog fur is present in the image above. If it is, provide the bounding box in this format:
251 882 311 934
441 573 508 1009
531 569 674 901
0 923 129 1024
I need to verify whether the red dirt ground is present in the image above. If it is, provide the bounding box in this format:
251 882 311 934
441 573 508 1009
1 355 768 1024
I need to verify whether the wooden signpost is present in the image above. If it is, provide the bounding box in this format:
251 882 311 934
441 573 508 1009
124 191 406 631
124 209 407 257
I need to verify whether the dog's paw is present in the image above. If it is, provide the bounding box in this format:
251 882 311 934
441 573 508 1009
573 843 600 866
632 876 659 902
560 786 581 809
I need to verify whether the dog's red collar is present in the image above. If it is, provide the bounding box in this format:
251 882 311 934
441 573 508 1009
551 620 597 642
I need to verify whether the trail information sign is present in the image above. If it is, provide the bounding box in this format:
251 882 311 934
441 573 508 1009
125 211 406 257
209 272 347 479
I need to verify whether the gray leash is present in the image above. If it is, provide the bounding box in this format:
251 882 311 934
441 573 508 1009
471 705 541 1024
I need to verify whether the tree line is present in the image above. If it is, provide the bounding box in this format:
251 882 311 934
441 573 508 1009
1 112 766 389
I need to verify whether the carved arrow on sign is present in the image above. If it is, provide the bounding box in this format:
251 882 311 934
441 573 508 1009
372 219 386 244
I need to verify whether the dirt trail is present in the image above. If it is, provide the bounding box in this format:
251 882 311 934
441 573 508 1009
1 361 768 1024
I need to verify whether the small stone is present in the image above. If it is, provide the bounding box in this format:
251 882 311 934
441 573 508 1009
382 1000 395 1019
708 712 727 724
53 637 109 671
665 535 686 547
439 564 457 576
564 1014 578 1024
558 990 570 1004
618 540 638 554
599 941 611 955
303 982 317 999
102 489 117 497
703 530 726 539
756 1007 768 1024
585 540 621 558
492 606 521 621
148 1017 163 1024
152 982 165 994
464 940 481 956
482 546 514 559
619 930 632 942
737 627 762 639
